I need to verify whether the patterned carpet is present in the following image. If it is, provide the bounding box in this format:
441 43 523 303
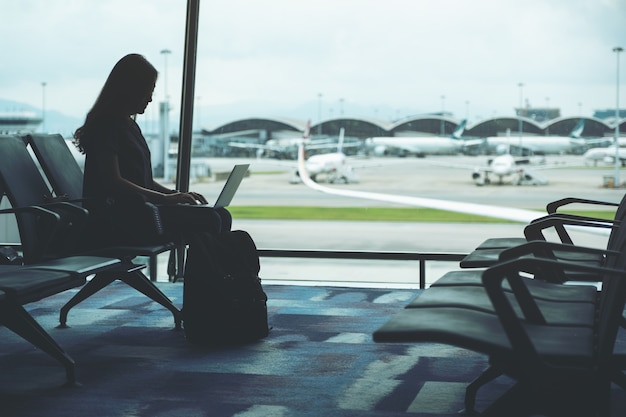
0 281 623 417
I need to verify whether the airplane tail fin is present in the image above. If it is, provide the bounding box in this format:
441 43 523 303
451 119 467 139
337 128 345 154
569 118 585 138
303 120 311 140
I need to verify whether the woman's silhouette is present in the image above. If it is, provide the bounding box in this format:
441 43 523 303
74 53 230 248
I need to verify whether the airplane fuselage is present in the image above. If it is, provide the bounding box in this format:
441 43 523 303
484 136 585 155
584 146 626 166
367 137 464 156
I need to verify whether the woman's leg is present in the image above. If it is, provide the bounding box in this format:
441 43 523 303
159 205 223 237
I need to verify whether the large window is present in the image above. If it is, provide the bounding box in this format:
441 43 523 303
2 1 624 284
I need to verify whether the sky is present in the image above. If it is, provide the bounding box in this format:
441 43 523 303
1 0 626 134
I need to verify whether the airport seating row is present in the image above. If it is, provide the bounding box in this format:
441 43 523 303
0 203 121 384
374 198 626 415
0 133 185 384
0 134 182 328
27 133 184 283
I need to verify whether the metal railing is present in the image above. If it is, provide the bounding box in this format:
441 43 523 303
257 249 467 289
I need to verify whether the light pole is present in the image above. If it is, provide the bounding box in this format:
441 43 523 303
160 48 172 181
317 93 322 136
440 95 445 136
613 46 623 188
545 97 550 134
40 82 47 133
518 83 524 148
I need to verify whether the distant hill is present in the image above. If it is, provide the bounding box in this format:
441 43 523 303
0 98 82 137
0 98 39 113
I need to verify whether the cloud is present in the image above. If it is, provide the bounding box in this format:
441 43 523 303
1 0 624 128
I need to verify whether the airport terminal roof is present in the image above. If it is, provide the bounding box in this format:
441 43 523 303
207 115 625 139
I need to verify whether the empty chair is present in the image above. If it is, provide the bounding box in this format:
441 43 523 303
374 240 626 416
460 196 624 269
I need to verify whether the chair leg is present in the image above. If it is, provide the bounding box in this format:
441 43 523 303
59 272 116 328
149 254 158 281
1 302 77 386
120 271 182 330
59 269 182 330
167 249 176 281
464 365 502 414
175 244 186 282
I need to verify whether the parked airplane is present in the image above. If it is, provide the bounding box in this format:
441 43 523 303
228 121 358 160
482 119 588 155
290 128 359 184
471 153 548 186
364 120 481 157
583 145 626 167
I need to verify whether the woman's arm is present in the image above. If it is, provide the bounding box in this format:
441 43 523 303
96 150 203 205
151 179 209 205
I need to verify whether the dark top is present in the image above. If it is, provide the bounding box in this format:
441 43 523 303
83 118 153 205
82 118 159 247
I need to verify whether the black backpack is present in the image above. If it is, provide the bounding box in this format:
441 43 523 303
182 230 269 345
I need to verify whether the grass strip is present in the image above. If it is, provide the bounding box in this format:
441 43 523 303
229 206 616 223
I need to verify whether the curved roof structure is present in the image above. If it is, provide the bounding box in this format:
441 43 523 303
465 117 543 137
391 115 461 136
312 117 389 138
206 115 626 141
210 117 306 137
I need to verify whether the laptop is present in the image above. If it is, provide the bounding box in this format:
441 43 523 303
212 164 249 208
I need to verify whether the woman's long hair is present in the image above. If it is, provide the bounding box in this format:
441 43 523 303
74 53 157 153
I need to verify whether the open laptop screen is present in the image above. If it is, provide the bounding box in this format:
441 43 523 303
213 164 249 208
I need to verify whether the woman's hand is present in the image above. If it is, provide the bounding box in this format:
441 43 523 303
188 191 208 204
161 191 208 205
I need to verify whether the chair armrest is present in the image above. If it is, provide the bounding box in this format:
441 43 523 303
546 197 620 214
523 215 614 244
527 212 615 244
544 197 619 243
0 202 90 261
45 196 88 205
0 205 62 262
38 201 89 219
529 212 615 226
0 205 61 226
499 240 619 283
39 202 90 258
500 240 617 262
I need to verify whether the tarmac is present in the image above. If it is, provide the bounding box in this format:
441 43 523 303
153 154 623 287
